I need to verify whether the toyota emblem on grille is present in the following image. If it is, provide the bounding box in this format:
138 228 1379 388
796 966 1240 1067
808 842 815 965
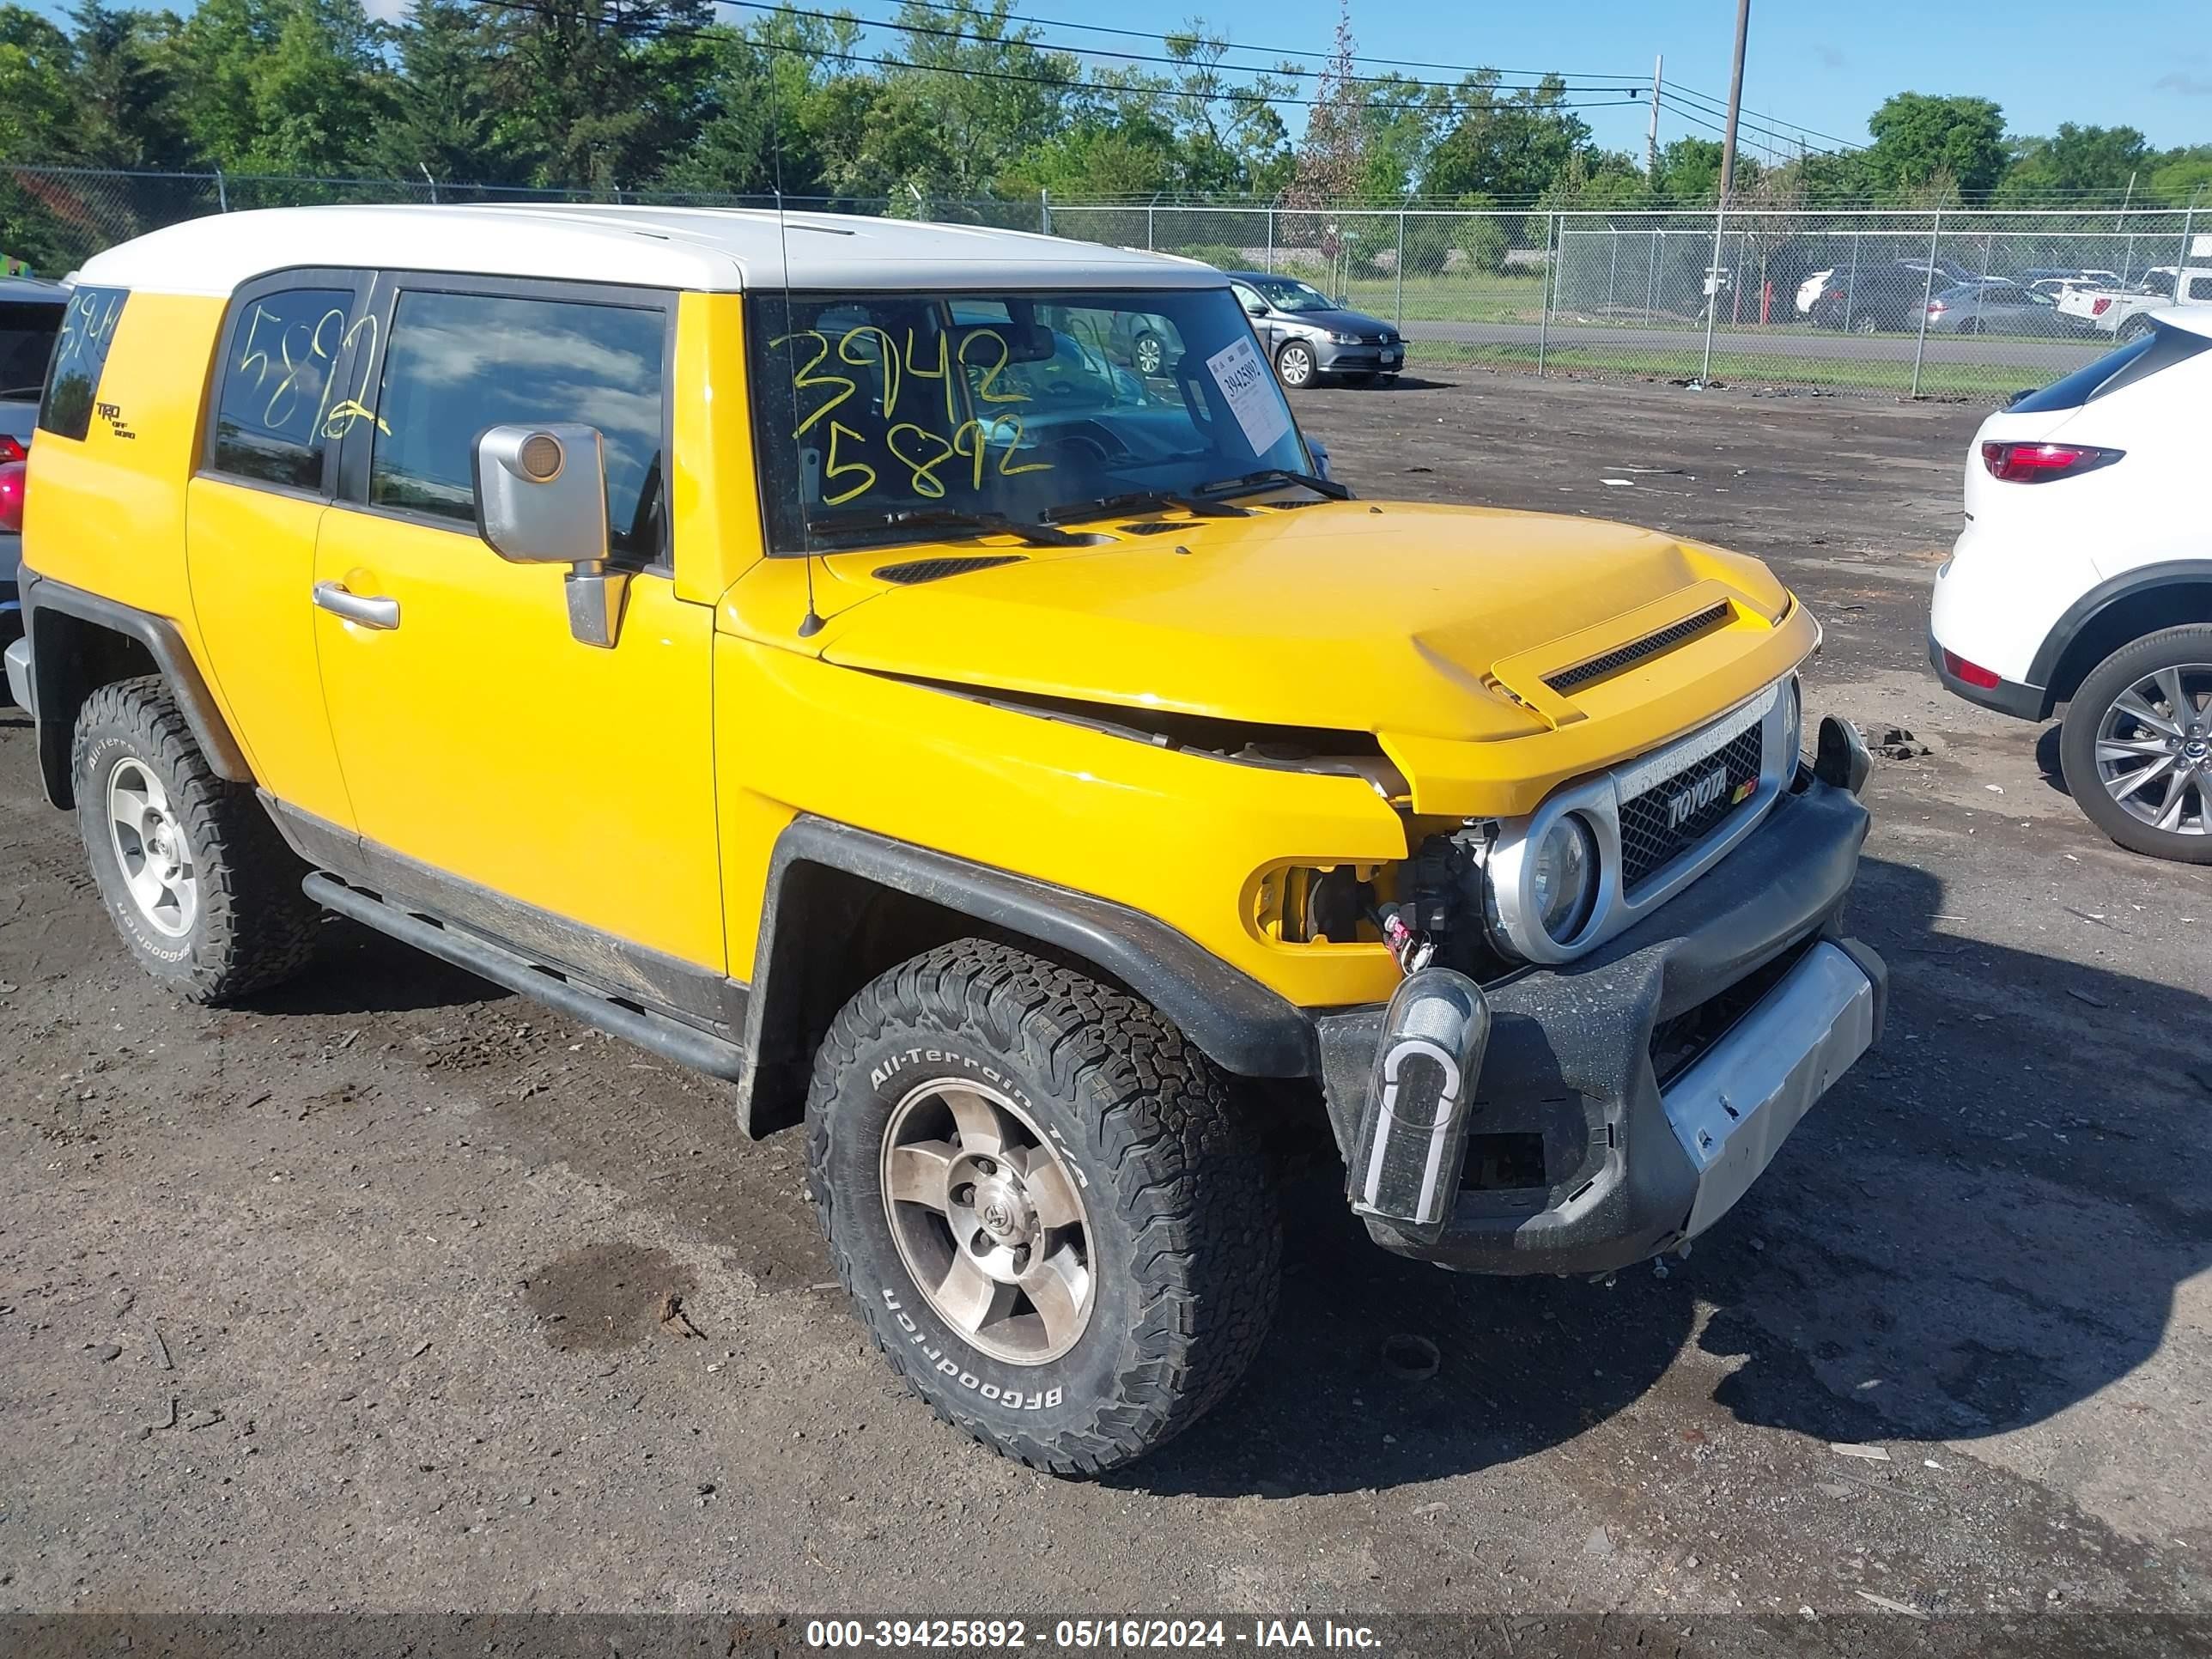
1667 765 1731 830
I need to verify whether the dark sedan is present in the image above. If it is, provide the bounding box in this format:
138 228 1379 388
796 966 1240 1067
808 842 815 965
1222 271 1403 388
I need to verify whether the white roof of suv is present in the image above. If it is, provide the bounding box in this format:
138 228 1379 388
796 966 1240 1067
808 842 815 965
73 204 1223 298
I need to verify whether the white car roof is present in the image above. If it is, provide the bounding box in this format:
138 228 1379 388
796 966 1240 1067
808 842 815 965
73 204 1226 299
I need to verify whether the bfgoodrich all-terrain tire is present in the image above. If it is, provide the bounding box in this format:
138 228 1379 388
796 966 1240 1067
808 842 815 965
73 676 320 1000
2059 627 2212 863
806 940 1281 1474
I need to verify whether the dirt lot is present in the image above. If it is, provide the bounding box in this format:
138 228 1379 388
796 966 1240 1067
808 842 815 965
3 371 2208 1635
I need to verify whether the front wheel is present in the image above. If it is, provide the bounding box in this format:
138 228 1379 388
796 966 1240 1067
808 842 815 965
806 941 1281 1474
1132 330 1166 375
2058 626 2212 862
1274 339 1317 389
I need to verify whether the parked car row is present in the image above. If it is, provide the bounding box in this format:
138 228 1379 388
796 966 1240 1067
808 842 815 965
1795 258 2095 336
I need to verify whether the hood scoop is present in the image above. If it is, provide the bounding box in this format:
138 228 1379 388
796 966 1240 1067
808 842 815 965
873 554 1028 586
1544 602 1730 695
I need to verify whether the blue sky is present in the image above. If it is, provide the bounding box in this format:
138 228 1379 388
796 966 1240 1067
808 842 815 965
1031 0 2212 155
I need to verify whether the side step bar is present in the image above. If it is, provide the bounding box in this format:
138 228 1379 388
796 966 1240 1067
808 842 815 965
301 872 749 1082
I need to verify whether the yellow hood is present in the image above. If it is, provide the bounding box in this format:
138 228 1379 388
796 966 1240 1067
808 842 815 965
726 500 1817 817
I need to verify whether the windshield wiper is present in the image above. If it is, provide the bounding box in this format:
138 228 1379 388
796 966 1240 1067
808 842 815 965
1042 488 1252 524
1194 467 1352 502
804 505 1085 549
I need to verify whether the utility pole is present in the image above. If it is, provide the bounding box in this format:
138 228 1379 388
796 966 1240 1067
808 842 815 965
1717 0 1751 200
1646 53 1664 179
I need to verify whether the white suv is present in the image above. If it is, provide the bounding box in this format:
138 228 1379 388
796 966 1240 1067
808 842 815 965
1930 309 2212 862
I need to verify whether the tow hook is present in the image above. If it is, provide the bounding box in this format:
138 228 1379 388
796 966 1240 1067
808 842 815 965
1347 968 1491 1245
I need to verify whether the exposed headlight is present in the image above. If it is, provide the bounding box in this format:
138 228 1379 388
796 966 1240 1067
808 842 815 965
1328 331 1363 344
1530 815 1599 945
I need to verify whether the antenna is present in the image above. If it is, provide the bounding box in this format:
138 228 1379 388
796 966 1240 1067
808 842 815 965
766 27 825 639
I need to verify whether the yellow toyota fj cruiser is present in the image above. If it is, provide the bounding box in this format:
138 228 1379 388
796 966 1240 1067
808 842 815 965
9 206 1884 1474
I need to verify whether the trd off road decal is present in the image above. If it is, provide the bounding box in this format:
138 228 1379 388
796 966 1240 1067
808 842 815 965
880 1288 1064 1409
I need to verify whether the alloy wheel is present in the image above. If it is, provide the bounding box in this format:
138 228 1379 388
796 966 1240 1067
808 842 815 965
106 757 198 938
2094 663 2212 836
879 1077 1095 1364
1278 343 1313 386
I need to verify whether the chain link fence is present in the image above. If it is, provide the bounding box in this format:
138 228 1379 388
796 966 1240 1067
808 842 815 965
1049 199 2212 399
9 166 2209 400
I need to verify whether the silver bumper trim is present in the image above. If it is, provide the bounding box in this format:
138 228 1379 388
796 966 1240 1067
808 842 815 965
1662 940 1875 1239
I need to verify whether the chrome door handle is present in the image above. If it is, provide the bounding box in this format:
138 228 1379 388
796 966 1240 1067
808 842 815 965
312 580 400 630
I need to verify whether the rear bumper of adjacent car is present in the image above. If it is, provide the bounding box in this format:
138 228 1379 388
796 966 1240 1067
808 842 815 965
1314 773 1885 1276
1927 629 2047 720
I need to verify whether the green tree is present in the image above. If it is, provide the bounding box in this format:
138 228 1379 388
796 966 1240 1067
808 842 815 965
65 0 191 169
373 0 514 185
0 7 79 164
1863 92 2007 201
1654 137 1720 203
1420 73 1592 204
164 0 390 175
1996 124 2152 201
2147 147 2212 205
484 0 714 191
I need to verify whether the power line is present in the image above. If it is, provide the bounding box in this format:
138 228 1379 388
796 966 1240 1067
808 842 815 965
876 0 1651 85
1661 79 1865 153
477 0 1645 115
725 0 1640 101
870 0 1874 155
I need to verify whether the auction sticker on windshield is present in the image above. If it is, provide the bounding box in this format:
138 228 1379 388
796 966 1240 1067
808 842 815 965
1205 335 1291 458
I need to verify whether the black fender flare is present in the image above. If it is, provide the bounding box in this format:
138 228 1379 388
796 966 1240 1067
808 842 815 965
2027 560 2212 702
735 816 1318 1135
21 574 252 808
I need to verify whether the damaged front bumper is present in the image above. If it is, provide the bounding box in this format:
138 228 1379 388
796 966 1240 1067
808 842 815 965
1316 770 1886 1276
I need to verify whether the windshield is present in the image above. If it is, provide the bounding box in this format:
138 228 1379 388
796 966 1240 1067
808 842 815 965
1251 278 1334 313
747 288 1312 551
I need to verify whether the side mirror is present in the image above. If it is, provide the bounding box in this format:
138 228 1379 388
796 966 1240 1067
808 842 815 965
1242 298 1267 317
475 423 628 649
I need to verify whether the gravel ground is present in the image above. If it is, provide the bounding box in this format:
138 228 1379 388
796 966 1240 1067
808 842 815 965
1 369 2206 1636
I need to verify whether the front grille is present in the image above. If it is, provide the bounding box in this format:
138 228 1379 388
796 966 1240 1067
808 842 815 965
1618 721 1764 890
872 554 1025 586
1546 603 1730 695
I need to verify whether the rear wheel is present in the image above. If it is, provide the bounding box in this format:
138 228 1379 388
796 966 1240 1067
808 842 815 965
2118 313 2159 343
1851 313 1881 336
72 676 319 1000
1274 339 1316 389
806 940 1281 1474
1132 330 1166 375
2059 627 2212 863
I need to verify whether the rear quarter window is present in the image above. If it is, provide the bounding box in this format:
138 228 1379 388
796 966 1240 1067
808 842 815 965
39 287 130 442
